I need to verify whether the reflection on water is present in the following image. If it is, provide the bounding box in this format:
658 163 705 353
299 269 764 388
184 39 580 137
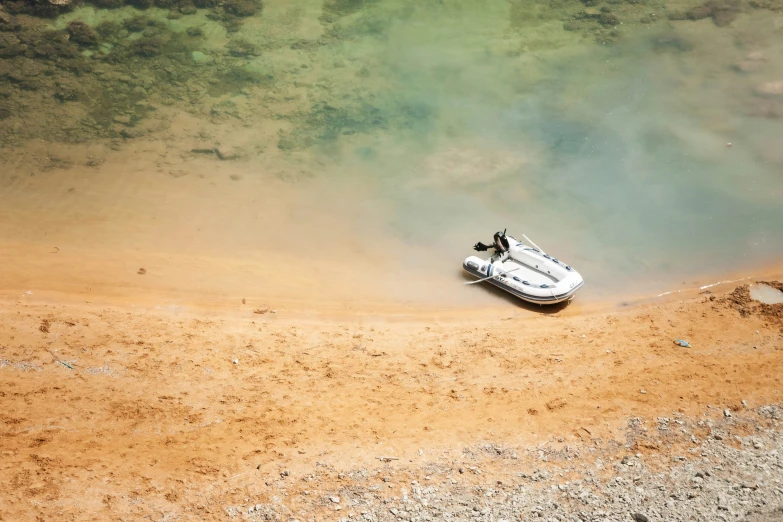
1 0 782 305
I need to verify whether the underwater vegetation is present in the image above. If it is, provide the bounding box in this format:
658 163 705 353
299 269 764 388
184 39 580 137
2 0 262 33
0 0 272 144
2 0 783 151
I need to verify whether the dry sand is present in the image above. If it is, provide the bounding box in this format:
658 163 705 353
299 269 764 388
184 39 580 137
1 270 782 520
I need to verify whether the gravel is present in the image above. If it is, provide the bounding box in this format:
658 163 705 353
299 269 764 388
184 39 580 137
225 405 783 522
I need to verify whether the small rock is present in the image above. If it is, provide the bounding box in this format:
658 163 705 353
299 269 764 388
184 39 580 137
120 127 146 139
640 389 647 395
756 80 783 96
113 114 132 125
215 145 240 160
233 359 239 365
633 514 650 522
742 400 748 408
330 496 340 503
734 60 764 73
724 408 732 417
191 50 213 65
280 470 289 477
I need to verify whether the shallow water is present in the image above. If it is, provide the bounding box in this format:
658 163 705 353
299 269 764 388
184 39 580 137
1 0 783 306
750 283 783 304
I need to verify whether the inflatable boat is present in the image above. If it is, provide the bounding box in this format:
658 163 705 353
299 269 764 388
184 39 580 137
463 234 584 304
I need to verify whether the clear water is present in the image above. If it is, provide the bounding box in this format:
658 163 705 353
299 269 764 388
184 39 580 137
2 0 783 306
750 283 783 304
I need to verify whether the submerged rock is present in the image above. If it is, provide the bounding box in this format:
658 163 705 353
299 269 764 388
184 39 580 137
128 35 169 56
227 39 259 57
124 15 150 32
223 0 259 17
3 0 73 17
756 80 783 96
95 20 123 40
66 21 98 46
0 33 26 58
733 53 765 73
215 144 240 160
91 0 127 8
191 50 212 64
685 0 743 27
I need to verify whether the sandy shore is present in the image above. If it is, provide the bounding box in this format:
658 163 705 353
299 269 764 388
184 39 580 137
3 1 783 518
1 273 781 520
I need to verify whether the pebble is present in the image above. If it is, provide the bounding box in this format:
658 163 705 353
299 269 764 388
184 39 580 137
236 405 782 522
233 359 239 365
756 80 783 96
734 60 763 73
215 145 240 160
724 409 732 418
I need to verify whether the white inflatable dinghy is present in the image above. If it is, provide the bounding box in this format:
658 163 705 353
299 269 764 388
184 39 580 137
463 233 584 305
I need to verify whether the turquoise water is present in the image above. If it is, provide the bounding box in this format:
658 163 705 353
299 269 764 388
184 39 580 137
295 2 783 297
2 0 783 303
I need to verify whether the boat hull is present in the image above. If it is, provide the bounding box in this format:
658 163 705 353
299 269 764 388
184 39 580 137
463 235 584 305
462 261 583 304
